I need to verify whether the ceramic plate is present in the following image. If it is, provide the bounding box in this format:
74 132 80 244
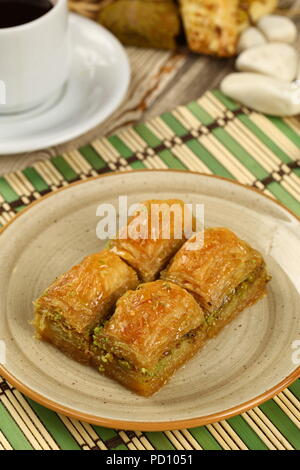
0 14 130 154
0 171 299 431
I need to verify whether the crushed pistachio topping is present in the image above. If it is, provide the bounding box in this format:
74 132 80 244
98 259 108 267
118 359 132 370
53 313 62 321
161 282 171 290
94 326 103 335
101 352 113 363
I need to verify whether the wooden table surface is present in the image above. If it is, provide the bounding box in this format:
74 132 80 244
1 1 299 175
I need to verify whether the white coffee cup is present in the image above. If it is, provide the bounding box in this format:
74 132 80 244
0 0 69 114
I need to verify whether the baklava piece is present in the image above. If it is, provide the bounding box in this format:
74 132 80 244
34 251 139 364
109 199 195 282
162 227 270 336
92 280 206 396
179 0 277 57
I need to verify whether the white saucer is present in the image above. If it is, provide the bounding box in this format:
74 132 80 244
0 14 130 155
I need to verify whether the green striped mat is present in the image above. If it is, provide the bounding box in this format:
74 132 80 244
0 90 299 450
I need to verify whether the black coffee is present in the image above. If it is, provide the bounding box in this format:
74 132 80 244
0 0 53 28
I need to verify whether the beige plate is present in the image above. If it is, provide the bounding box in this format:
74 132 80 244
0 171 299 431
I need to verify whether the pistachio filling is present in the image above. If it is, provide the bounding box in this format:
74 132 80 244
205 266 265 326
93 322 204 378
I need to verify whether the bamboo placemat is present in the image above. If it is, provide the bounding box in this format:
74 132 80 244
0 90 299 450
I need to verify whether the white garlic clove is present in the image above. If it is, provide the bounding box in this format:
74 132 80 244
236 43 298 82
220 72 300 116
257 15 298 44
237 27 267 53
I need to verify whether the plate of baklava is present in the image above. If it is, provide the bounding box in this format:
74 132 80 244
0 170 299 430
